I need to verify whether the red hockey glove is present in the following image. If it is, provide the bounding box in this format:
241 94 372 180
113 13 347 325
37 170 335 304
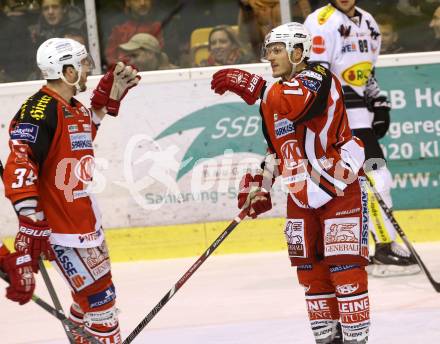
0 247 35 305
91 62 141 116
211 68 266 105
237 173 272 218
15 215 54 272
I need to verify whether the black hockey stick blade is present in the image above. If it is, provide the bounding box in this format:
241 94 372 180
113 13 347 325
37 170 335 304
122 207 249 344
366 176 440 292
0 269 101 343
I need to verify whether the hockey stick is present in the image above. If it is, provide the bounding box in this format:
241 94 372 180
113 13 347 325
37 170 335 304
122 208 249 344
0 161 73 341
366 175 440 292
0 160 98 342
38 259 75 343
0 269 101 344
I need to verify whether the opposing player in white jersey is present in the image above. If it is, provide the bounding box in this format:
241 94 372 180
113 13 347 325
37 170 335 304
304 0 419 277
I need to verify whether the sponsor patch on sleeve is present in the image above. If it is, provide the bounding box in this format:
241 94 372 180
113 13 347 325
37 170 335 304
299 78 322 92
10 123 39 143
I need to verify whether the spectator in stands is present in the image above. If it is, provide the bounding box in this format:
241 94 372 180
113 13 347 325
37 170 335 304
0 0 34 82
64 28 87 46
197 25 254 67
430 5 440 41
32 0 86 46
105 0 164 66
238 0 312 60
119 33 176 71
2 0 39 16
376 14 404 54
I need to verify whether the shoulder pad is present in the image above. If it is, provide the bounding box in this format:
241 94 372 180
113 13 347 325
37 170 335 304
317 4 336 25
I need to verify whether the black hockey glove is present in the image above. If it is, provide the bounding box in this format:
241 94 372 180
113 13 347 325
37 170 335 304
371 96 391 139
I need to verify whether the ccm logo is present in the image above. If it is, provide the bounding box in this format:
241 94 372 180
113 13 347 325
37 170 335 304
19 226 51 237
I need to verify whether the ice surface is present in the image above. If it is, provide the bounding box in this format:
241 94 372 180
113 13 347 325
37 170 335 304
1 242 440 343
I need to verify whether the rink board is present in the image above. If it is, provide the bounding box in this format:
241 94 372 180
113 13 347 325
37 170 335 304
2 208 440 262
0 52 440 237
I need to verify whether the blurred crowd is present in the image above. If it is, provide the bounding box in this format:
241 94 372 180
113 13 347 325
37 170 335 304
1 0 440 83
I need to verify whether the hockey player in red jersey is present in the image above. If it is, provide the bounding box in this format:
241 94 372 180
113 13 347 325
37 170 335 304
212 23 370 343
0 240 35 305
2 37 140 343
304 0 419 277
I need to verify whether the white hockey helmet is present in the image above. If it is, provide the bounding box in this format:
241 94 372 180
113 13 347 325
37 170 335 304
262 22 312 65
36 38 94 81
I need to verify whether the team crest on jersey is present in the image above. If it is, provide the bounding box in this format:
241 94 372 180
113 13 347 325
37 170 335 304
318 4 336 25
10 123 39 143
281 140 302 170
74 155 95 183
70 132 92 151
342 62 372 87
274 118 295 138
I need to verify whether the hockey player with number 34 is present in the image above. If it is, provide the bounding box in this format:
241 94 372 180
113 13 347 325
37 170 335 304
2 38 140 343
212 23 370 343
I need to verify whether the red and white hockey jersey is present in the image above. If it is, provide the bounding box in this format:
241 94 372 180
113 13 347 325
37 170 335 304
3 86 104 248
304 4 381 100
260 63 365 209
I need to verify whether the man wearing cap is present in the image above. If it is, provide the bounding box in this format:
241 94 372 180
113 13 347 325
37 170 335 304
119 33 177 71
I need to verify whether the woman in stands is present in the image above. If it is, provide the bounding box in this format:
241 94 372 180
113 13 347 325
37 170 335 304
198 25 254 67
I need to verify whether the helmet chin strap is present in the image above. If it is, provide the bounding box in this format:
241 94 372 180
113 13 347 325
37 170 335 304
60 66 83 94
288 53 304 79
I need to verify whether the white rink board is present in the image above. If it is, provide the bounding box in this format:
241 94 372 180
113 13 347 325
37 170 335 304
0 242 440 343
1 53 440 236
0 64 276 236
